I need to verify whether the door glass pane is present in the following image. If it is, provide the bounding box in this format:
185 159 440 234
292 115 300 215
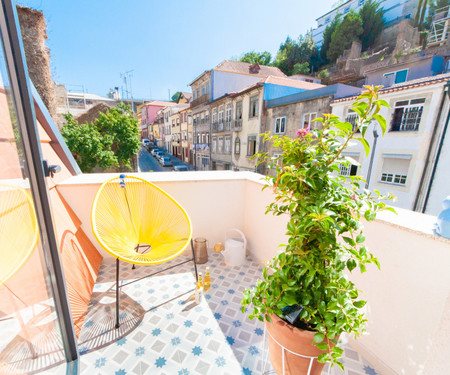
0 36 66 373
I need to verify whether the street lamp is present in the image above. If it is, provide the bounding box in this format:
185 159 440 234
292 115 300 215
365 128 379 189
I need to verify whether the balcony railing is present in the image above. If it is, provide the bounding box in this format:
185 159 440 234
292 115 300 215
224 120 231 131
232 119 242 131
190 94 210 108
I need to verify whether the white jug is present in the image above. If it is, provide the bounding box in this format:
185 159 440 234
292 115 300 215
222 228 246 266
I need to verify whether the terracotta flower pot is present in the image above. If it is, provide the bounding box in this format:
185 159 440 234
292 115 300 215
265 314 329 375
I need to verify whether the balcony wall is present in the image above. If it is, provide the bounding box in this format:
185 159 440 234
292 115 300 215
55 171 450 375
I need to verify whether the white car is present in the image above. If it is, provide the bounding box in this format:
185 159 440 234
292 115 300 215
142 139 150 147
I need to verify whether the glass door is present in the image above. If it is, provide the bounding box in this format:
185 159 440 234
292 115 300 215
0 0 78 373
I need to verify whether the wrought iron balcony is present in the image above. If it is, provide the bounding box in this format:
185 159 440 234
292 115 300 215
232 119 242 131
190 94 210 108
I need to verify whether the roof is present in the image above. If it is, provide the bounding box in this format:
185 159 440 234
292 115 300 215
146 100 179 107
332 72 450 103
66 92 115 101
228 76 325 99
214 60 287 78
266 83 362 109
264 76 324 90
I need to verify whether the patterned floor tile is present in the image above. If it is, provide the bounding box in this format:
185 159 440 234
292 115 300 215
73 251 382 374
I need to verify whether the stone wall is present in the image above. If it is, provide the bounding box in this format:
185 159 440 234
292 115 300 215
17 6 56 120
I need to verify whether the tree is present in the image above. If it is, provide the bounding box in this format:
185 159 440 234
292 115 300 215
359 0 385 50
415 0 430 30
171 91 182 102
320 14 342 65
274 31 320 75
239 51 272 66
327 10 363 62
61 103 140 172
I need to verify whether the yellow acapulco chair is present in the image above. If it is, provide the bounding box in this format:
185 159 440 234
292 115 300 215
91 175 198 328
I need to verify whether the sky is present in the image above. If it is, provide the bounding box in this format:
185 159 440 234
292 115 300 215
18 0 336 101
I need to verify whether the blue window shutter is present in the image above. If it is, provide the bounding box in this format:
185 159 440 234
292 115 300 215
395 70 408 84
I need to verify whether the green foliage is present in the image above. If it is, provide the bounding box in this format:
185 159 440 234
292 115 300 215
241 86 395 368
239 51 272 66
171 91 182 102
292 62 310 75
327 10 363 62
61 103 140 172
359 0 385 50
274 31 321 75
320 14 342 65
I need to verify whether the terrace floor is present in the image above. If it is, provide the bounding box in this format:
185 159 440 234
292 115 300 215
74 251 381 375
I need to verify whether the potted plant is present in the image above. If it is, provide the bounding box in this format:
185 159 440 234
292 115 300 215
242 86 394 374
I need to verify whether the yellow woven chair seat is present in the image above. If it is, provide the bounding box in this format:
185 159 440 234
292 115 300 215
0 184 38 285
91 175 192 265
91 175 196 328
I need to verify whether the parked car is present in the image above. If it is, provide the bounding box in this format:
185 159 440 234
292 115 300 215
174 165 189 171
142 139 150 147
156 151 165 160
160 156 173 167
151 148 161 156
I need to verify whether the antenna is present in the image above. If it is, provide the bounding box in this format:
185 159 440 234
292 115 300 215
120 70 135 112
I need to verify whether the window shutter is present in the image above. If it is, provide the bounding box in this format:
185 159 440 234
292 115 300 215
350 165 358 176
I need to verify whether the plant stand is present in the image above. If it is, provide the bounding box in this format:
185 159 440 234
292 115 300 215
261 316 332 375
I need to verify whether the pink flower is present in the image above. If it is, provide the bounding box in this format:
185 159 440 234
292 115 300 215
296 126 310 138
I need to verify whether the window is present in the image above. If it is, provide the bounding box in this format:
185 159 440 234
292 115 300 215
225 136 231 153
391 98 425 131
274 117 286 134
339 162 358 176
249 96 259 118
272 152 283 168
206 83 210 94
345 110 359 132
188 114 192 124
176 118 180 126
201 133 205 143
235 137 240 155
344 7 350 13
212 137 217 152
303 113 317 129
226 103 232 122
247 135 257 156
206 133 210 144
358 0 366 5
236 101 243 120
380 155 411 185
218 105 224 123
384 69 408 86
202 86 205 96
212 108 217 124
218 136 223 153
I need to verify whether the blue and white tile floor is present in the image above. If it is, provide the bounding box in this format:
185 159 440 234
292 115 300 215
78 252 381 375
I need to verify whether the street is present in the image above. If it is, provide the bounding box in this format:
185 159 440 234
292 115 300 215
138 146 194 172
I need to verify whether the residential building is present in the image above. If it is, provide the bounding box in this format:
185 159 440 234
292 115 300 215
179 107 192 163
222 76 325 172
140 100 178 142
263 84 362 175
331 73 450 214
170 111 182 158
312 0 421 46
161 104 189 154
189 60 288 170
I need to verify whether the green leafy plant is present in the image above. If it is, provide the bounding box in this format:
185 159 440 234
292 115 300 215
241 86 395 369
61 103 140 172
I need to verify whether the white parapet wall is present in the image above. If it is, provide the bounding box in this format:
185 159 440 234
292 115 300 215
56 171 450 375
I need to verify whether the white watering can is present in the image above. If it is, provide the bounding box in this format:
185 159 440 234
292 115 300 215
222 228 247 266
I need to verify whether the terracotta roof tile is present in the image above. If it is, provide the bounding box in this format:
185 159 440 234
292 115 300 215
332 73 450 103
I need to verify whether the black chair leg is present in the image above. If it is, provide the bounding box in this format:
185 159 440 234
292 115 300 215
115 258 120 328
191 240 198 282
